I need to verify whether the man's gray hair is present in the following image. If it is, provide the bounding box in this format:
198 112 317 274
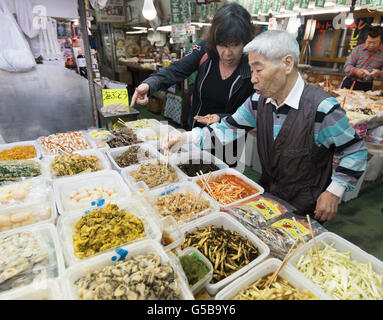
243 30 300 67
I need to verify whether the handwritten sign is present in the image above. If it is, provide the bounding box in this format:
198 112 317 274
102 89 129 112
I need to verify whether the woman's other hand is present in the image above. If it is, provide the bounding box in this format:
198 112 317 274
130 83 150 107
194 114 220 125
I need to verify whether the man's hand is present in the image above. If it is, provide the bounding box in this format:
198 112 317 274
314 190 340 222
354 68 366 80
194 114 220 126
369 69 380 79
130 83 150 108
160 132 188 155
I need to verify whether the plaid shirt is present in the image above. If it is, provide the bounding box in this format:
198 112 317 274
344 43 383 80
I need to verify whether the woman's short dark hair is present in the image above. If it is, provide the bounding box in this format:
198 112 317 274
207 3 254 53
368 26 382 39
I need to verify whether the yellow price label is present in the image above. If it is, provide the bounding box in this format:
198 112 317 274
271 219 309 239
248 199 282 220
102 89 130 112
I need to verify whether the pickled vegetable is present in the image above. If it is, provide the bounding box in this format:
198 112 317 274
73 203 146 259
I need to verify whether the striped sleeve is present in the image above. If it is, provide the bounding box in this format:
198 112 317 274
343 46 360 77
192 93 258 149
314 97 368 192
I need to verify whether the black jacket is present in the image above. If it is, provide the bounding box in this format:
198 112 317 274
142 41 254 130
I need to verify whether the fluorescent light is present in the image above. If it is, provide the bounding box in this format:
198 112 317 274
133 27 148 30
275 6 360 18
252 21 269 25
148 25 172 32
191 22 211 27
126 30 147 34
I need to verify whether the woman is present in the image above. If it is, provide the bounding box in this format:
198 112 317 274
130 3 255 130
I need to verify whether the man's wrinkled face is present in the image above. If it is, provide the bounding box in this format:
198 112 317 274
365 36 381 52
248 51 287 99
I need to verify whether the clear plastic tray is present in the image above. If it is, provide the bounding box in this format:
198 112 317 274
0 223 65 294
0 140 41 160
37 130 96 156
106 142 163 171
180 211 270 296
120 159 184 192
192 168 264 209
0 159 48 182
136 124 180 148
178 247 213 295
53 170 133 215
0 177 51 210
287 232 383 300
215 258 332 300
125 118 161 130
170 150 228 181
160 216 184 251
61 239 194 300
56 199 162 267
43 149 111 180
0 193 57 233
0 279 62 300
147 181 218 227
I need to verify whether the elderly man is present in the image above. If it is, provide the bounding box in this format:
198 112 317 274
342 26 383 91
162 30 367 222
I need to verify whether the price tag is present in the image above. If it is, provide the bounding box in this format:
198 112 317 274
102 88 129 112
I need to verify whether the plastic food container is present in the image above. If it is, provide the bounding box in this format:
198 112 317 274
120 159 184 192
287 232 383 300
106 143 163 171
215 258 332 300
61 239 194 300
125 118 161 130
0 279 63 300
160 215 184 251
0 158 48 182
180 211 270 295
44 149 111 180
0 177 51 210
56 199 162 267
178 247 213 295
0 140 41 160
147 181 218 227
53 170 133 215
0 193 57 233
0 223 65 295
192 168 264 209
136 124 180 148
170 150 228 181
37 131 96 157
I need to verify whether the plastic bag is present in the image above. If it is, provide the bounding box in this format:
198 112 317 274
244 212 327 260
15 0 39 39
0 0 36 72
224 193 296 230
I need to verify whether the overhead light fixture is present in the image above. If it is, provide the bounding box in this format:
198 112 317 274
191 22 212 27
251 21 269 25
126 30 147 34
142 0 157 21
148 25 172 32
345 0 356 25
133 27 148 30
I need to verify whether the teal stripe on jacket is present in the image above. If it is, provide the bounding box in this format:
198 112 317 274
315 117 355 148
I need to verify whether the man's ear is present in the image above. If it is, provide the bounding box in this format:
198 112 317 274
281 55 294 74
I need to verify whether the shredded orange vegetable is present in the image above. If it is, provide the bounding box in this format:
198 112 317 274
197 174 258 205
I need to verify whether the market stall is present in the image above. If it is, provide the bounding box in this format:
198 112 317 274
0 118 382 301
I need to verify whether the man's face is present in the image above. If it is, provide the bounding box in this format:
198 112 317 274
216 43 244 67
248 51 287 98
365 36 381 52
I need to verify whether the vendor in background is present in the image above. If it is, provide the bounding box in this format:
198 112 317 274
162 30 368 222
130 3 255 130
160 43 172 62
342 26 383 92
